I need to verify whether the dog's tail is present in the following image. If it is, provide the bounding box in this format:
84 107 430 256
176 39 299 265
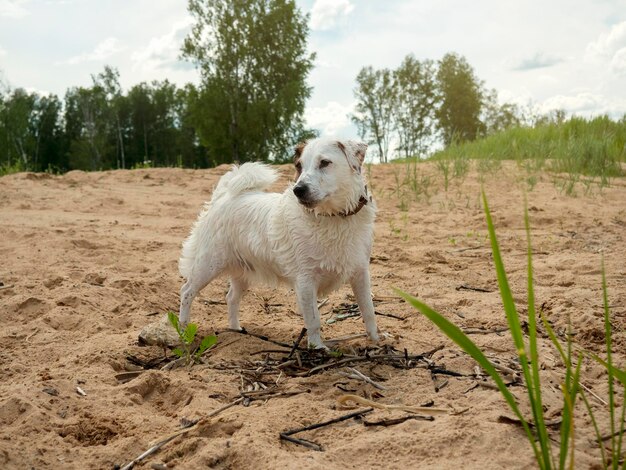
211 162 278 200
178 162 278 279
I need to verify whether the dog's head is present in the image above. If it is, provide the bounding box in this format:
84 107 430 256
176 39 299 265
292 138 368 215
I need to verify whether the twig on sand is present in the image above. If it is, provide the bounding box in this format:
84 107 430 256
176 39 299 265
363 414 434 426
580 381 608 406
279 408 374 451
337 367 387 390
0 284 14 291
456 284 493 293
218 327 303 350
119 397 243 470
337 394 448 415
287 328 307 360
462 326 509 335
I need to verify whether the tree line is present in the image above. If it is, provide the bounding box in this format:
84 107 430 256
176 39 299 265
351 52 523 163
0 0 591 173
1 0 314 173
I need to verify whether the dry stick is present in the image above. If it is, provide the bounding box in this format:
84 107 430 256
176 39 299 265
374 310 406 321
119 397 243 470
456 284 493 293
363 415 434 426
240 390 308 401
580 381 609 406
462 326 509 335
337 367 387 390
0 284 14 291
337 394 449 415
317 298 330 309
219 328 299 349
301 353 429 376
287 328 307 360
280 408 374 451
452 245 484 253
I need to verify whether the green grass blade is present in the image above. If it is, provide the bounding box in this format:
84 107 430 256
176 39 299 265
395 289 542 464
525 201 553 467
559 354 582 470
616 399 626 469
579 389 608 469
601 260 617 465
482 190 527 357
591 356 626 388
483 191 548 467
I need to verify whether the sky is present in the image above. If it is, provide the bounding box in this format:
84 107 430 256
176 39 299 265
1 0 625 139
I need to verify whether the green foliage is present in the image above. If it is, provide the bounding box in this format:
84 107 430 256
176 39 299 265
393 56 438 159
167 311 218 364
436 53 485 146
397 192 626 469
352 51 517 162
182 0 315 163
0 159 28 176
434 115 625 193
352 66 395 163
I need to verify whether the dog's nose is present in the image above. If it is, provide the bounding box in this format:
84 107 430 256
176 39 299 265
293 183 309 199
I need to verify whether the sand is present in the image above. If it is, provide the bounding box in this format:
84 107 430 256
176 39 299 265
0 161 624 469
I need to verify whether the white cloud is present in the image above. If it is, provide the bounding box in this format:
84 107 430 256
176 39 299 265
0 0 28 18
539 91 626 117
310 0 354 31
540 92 602 113
131 18 193 71
0 45 6 57
610 47 626 75
59 37 124 65
305 100 354 135
586 20 626 59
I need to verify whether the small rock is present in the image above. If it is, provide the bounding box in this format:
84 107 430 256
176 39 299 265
42 387 58 396
138 314 181 348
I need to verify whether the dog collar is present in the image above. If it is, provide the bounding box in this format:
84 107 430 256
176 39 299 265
321 185 372 217
335 194 370 217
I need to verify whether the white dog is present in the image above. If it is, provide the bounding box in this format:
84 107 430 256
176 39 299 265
178 137 379 348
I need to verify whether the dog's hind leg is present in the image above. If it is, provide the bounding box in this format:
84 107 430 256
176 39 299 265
179 258 224 326
350 268 380 342
226 277 248 330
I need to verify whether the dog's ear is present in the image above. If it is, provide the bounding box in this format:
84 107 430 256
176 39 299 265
294 142 306 162
339 140 368 173
293 142 306 177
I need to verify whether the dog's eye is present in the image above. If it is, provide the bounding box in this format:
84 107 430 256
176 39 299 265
319 159 332 169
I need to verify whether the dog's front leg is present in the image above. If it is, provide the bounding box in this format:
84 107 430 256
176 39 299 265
350 268 380 342
295 276 325 349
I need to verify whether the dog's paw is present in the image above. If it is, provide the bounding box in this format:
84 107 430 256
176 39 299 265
367 331 380 343
308 339 329 350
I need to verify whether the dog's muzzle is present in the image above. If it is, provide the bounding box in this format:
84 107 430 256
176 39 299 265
293 183 312 204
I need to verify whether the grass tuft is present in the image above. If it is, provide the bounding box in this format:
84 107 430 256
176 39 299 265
396 191 625 469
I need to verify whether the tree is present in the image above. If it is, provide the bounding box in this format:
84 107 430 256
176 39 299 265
64 86 110 170
31 94 63 171
481 88 522 136
1 88 37 167
392 55 437 158
435 52 484 146
182 0 315 163
92 66 127 169
351 66 394 163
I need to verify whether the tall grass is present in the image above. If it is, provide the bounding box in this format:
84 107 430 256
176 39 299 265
396 192 625 469
432 116 625 193
0 159 29 176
